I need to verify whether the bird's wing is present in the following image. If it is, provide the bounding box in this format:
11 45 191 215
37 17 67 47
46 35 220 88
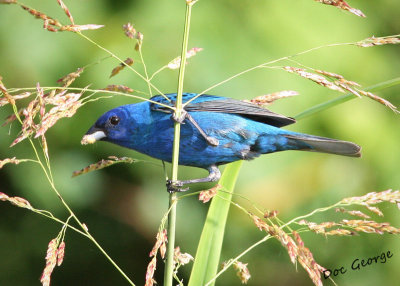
185 98 295 127
150 94 296 128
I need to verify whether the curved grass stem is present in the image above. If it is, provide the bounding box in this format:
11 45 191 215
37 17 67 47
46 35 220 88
205 234 272 286
183 42 353 107
76 32 168 101
138 44 153 97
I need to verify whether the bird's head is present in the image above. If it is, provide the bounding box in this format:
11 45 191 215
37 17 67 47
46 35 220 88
81 107 132 146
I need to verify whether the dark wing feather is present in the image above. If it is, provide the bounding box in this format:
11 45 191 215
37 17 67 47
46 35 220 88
185 98 295 127
149 94 295 127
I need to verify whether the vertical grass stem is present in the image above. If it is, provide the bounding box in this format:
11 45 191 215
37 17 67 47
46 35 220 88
164 2 194 286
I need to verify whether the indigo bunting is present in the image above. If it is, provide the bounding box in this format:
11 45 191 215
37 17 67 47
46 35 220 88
82 93 361 191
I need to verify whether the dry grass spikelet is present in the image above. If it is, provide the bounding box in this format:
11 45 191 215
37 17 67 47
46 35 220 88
0 157 22 169
0 0 17 4
35 92 82 138
251 213 273 233
341 189 400 208
314 0 365 17
20 5 62 28
233 261 251 284
149 229 168 259
0 192 33 210
264 210 279 218
59 24 104 32
167 47 203 70
174 246 194 266
247 91 298 106
56 241 66 266
57 67 84 87
56 0 74 24
356 36 400 47
283 66 345 92
0 92 31 107
10 98 39 146
40 239 58 286
341 219 400 234
72 156 137 177
284 66 398 111
110 58 134 78
103 85 134 93
122 22 143 50
145 256 157 286
199 184 221 203
357 90 399 113
292 231 325 286
335 208 371 219
0 77 15 105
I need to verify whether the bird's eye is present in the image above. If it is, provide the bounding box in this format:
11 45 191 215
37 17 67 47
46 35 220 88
109 115 120 126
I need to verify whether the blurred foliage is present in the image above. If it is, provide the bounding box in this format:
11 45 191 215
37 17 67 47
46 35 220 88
0 0 399 285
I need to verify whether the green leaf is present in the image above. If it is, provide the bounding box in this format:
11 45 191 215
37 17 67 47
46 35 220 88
188 161 243 286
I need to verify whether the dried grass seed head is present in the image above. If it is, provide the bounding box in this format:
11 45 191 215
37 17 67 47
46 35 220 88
167 47 203 70
315 0 366 17
145 256 157 286
233 261 251 284
356 36 400 47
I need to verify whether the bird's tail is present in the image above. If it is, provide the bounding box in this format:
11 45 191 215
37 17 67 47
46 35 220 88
283 134 361 157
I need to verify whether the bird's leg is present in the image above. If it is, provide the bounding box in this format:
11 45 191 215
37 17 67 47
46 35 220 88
166 165 221 193
171 110 219 147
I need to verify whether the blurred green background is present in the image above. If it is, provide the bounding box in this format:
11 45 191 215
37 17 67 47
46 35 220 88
1 0 399 285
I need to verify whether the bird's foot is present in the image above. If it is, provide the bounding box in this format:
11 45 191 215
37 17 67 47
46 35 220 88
171 110 187 124
166 180 189 193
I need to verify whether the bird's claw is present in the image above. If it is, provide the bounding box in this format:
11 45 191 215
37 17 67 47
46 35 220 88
206 136 219 146
166 179 189 193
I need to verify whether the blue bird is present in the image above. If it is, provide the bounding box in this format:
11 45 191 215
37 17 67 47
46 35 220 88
82 93 361 192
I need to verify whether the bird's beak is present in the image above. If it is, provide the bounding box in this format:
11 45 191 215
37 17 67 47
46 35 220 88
81 127 107 145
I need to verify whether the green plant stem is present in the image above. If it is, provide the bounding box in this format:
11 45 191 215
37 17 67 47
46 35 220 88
164 2 193 286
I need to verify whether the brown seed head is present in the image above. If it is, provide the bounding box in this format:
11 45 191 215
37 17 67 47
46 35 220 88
110 58 134 78
248 91 298 106
174 246 194 265
233 261 251 284
57 0 74 24
315 0 366 17
283 66 344 92
56 242 66 266
199 184 221 203
40 239 58 286
356 36 400 47
103 85 134 93
72 156 136 177
0 0 17 4
145 256 157 286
